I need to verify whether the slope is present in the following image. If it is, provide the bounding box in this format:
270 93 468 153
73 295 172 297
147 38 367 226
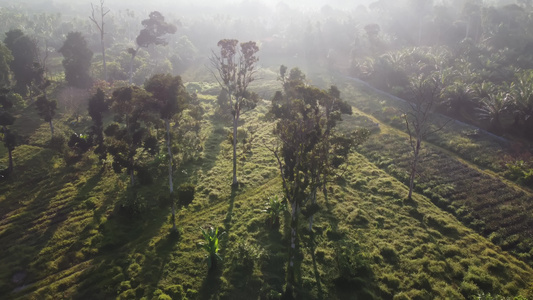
0 69 531 299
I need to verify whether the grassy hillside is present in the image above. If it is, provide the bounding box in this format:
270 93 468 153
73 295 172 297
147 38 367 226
0 68 532 299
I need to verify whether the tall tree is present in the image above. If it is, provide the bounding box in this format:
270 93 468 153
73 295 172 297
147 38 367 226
88 88 108 159
4 29 39 95
403 74 446 200
210 39 259 187
270 66 366 294
128 11 177 84
35 94 57 139
105 86 158 186
59 32 93 88
144 73 189 232
89 0 110 82
0 88 16 173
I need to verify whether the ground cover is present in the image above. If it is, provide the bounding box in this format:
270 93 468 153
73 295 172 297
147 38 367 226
0 67 532 299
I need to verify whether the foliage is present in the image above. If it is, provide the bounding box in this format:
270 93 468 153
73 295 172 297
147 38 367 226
263 195 286 228
200 226 226 271
0 42 12 88
129 11 177 84
35 94 57 138
3 29 39 94
105 86 158 186
67 133 92 155
58 31 93 88
88 88 108 159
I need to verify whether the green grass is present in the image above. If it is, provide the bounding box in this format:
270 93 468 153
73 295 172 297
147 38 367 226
0 70 533 299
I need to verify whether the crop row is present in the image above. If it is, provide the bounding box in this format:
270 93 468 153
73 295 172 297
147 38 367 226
358 132 533 264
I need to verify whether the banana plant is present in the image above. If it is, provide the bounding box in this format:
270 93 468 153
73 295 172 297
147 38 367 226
263 195 286 229
200 226 226 271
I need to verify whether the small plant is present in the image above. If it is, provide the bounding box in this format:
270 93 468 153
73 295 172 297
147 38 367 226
200 226 226 271
263 195 286 228
231 238 266 272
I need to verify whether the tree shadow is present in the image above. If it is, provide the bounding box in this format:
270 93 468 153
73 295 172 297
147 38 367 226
303 231 324 300
72 180 172 299
198 265 223 300
197 186 237 299
3 161 91 295
258 221 287 298
198 118 227 175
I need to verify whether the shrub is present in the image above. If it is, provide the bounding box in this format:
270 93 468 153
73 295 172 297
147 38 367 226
335 240 373 282
380 246 399 264
117 188 148 216
177 183 196 207
164 285 187 300
67 133 92 154
48 133 67 153
231 238 266 272
460 281 480 298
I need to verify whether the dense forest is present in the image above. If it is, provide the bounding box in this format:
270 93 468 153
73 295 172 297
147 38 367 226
1 0 533 299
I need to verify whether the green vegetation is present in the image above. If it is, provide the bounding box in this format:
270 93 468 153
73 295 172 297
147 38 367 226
2 1 533 299
200 227 225 271
1 69 532 299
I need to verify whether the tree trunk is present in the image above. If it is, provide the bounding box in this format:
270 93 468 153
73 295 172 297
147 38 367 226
130 167 135 186
128 46 140 85
7 146 13 173
101 35 107 82
232 112 239 187
3 126 13 173
408 138 421 200
308 188 317 231
288 199 298 285
166 119 176 231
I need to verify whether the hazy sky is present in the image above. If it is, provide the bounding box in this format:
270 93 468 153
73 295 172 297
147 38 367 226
47 0 375 11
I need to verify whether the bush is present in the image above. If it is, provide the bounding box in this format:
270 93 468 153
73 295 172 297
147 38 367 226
177 183 196 207
117 189 148 216
164 285 187 300
380 246 399 264
48 133 67 153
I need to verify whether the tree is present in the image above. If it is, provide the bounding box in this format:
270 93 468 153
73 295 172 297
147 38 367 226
0 88 16 173
89 0 110 82
144 73 189 232
270 66 367 294
88 88 108 159
210 39 260 187
4 29 39 95
59 32 93 88
403 74 446 200
35 94 57 138
105 86 158 186
129 11 177 84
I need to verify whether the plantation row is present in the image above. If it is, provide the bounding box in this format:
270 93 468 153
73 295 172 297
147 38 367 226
329 78 533 267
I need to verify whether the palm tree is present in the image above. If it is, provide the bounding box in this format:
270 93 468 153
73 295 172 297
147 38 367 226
440 82 475 118
476 90 511 133
509 70 533 137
